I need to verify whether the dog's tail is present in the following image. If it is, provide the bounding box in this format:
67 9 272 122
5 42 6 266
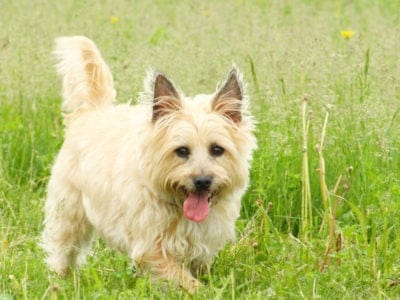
54 36 116 124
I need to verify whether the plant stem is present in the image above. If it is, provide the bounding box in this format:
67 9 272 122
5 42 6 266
301 95 312 238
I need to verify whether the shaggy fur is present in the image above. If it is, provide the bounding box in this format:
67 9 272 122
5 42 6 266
40 36 256 293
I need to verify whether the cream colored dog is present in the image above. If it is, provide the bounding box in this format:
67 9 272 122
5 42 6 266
40 36 256 293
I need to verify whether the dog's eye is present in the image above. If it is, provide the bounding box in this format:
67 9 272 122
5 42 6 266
175 146 190 158
210 144 225 157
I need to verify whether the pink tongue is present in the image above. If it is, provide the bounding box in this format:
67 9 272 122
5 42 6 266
183 192 210 222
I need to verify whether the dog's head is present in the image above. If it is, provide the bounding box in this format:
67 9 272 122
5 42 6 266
144 68 256 223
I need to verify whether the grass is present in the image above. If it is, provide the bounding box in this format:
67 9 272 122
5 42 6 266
1 0 400 298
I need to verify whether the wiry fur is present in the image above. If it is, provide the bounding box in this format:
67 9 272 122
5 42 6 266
40 36 256 293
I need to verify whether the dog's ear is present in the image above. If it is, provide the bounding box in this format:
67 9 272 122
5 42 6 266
152 73 182 122
212 68 243 123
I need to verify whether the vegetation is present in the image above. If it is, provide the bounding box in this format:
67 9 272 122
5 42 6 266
1 0 400 298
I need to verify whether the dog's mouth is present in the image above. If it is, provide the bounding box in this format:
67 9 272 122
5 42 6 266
182 191 216 223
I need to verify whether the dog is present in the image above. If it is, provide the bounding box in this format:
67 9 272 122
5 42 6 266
40 36 256 293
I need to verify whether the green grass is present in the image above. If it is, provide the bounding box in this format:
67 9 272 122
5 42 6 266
1 0 400 298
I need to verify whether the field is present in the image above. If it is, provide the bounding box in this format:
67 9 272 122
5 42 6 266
1 0 400 298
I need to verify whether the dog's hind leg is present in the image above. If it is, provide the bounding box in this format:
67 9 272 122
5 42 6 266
40 172 94 276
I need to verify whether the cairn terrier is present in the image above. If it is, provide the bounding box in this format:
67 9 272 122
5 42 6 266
40 36 256 293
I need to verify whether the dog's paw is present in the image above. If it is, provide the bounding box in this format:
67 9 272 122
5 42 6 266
45 260 70 277
182 278 203 295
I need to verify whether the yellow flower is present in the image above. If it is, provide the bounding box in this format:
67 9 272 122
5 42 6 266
201 9 212 16
110 16 119 24
1 239 8 250
340 30 355 39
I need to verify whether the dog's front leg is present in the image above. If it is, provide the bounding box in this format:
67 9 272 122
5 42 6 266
140 250 202 294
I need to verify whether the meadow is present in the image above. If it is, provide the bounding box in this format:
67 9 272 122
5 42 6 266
1 0 400 298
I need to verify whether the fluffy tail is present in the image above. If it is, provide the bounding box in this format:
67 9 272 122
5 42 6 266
54 36 116 124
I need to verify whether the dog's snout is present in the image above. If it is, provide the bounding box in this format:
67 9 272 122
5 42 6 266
193 176 213 191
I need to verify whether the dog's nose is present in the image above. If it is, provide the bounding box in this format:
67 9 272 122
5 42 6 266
193 176 213 191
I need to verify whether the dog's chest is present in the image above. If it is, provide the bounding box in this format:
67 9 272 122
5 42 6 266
163 210 235 262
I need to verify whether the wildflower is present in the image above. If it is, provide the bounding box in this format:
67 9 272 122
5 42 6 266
340 30 355 39
110 16 119 24
1 239 8 250
201 9 212 16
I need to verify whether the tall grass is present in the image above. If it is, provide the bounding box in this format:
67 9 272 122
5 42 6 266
300 95 312 238
1 0 400 298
